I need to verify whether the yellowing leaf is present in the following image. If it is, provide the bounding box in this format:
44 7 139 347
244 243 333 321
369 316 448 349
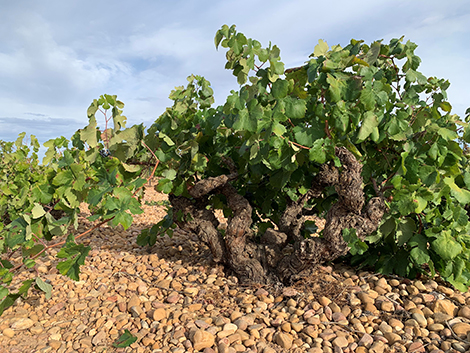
440 101 452 112
313 39 329 57
352 57 369 67
272 122 286 136
31 203 46 219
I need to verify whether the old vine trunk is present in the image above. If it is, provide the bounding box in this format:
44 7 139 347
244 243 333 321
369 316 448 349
169 147 387 285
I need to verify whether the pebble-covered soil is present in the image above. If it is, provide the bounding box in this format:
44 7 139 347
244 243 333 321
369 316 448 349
1 183 470 353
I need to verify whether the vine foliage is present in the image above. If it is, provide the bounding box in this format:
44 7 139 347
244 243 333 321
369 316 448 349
1 25 470 315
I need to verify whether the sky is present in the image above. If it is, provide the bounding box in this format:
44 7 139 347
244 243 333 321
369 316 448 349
0 0 469 151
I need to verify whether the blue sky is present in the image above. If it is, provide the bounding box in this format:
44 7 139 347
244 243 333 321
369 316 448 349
0 0 469 146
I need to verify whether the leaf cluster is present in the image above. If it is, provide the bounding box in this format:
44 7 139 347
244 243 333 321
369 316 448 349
0 94 152 312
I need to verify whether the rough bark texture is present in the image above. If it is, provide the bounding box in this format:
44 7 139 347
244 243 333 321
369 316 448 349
168 148 387 285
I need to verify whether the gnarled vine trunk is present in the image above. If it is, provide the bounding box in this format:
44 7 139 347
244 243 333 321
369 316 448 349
169 147 387 285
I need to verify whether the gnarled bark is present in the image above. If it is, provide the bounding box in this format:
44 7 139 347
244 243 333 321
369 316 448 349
168 147 387 285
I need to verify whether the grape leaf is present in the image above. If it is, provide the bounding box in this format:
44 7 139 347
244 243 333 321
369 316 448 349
35 277 52 300
56 242 91 281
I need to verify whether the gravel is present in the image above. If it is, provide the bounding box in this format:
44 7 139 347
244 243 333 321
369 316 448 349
1 185 470 353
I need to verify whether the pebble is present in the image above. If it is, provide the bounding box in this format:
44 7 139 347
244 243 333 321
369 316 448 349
408 341 425 352
332 336 348 348
384 332 401 344
451 322 470 338
411 312 427 327
152 307 167 321
49 340 61 349
358 333 373 348
127 294 141 310
10 318 34 330
92 330 107 345
0 187 469 353
275 332 293 349
192 329 215 351
432 299 456 316
458 306 470 319
2 328 14 338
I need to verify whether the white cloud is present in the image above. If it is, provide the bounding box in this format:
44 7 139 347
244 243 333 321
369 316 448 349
0 0 468 147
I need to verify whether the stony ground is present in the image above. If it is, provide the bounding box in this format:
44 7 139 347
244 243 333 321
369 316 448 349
1 184 470 353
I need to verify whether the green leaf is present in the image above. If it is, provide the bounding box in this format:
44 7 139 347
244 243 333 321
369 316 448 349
162 169 177 181
364 42 380 65
114 329 138 348
53 170 73 186
437 127 457 141
352 57 369 67
23 244 45 258
326 74 343 103
114 187 133 201
0 260 13 270
271 60 284 76
156 178 173 194
56 241 91 281
419 165 437 186
0 280 33 316
396 218 416 246
122 163 141 173
272 80 289 99
233 108 257 132
0 286 7 300
309 139 328 164
360 86 375 110
35 277 52 300
228 32 247 55
380 216 396 237
214 27 225 49
88 186 113 206
408 234 430 265
80 116 99 148
31 185 53 205
444 177 470 205
110 211 134 230
342 228 368 255
24 258 36 269
356 111 378 143
269 170 291 189
414 196 427 213
427 143 439 160
284 97 306 120
463 126 470 143
396 196 416 216
431 231 462 261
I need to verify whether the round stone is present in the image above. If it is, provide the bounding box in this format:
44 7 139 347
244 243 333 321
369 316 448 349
451 322 470 338
11 318 34 330
332 336 348 348
192 329 215 351
3 328 15 338
432 299 457 316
